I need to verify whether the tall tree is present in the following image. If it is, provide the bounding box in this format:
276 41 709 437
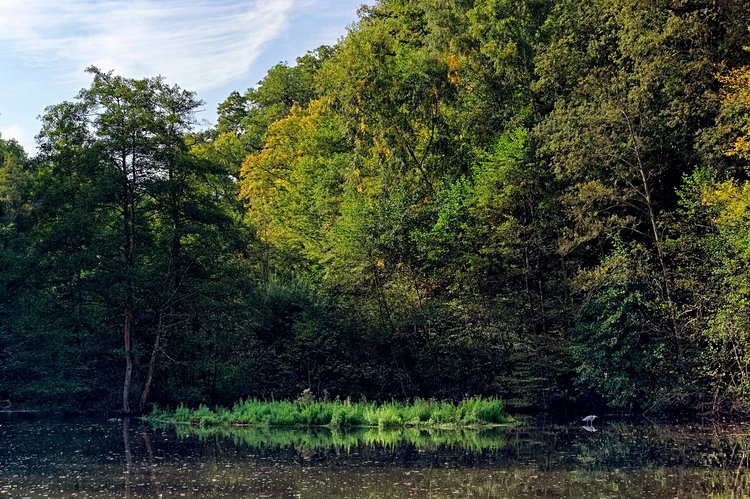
37 68 204 412
535 0 750 408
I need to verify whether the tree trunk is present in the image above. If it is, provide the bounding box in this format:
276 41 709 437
122 152 136 414
621 108 683 361
139 312 162 412
123 304 134 414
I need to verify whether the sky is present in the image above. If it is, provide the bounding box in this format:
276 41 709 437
0 0 366 153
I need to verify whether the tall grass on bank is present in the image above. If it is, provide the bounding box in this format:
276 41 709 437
148 397 511 429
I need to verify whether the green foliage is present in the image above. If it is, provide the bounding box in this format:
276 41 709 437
151 397 511 428
569 245 670 408
0 69 262 412
4 1 750 417
670 167 750 412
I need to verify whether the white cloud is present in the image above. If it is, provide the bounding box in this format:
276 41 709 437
0 0 296 91
0 123 35 153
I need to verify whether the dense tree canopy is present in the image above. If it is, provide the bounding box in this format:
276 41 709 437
2 0 750 415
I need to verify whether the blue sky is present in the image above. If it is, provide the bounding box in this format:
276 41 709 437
0 0 366 153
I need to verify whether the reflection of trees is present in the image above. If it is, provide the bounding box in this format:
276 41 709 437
122 418 132 499
4 418 750 497
170 424 750 497
121 418 166 497
162 419 750 471
567 422 750 471
494 420 750 473
141 422 161 497
169 425 507 454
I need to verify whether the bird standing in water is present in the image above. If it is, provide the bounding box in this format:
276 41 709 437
582 415 597 424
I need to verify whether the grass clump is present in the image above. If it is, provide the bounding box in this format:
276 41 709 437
149 395 511 429
456 397 506 425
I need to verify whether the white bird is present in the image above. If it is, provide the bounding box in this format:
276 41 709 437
582 415 598 424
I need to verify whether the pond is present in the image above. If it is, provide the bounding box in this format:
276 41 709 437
1 413 749 497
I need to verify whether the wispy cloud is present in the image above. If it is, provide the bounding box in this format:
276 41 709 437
0 0 296 91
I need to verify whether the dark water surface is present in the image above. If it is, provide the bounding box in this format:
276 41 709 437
1 413 749 498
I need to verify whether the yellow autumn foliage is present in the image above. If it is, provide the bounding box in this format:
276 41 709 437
702 179 750 226
239 99 331 246
718 65 750 160
240 100 327 205
446 53 461 85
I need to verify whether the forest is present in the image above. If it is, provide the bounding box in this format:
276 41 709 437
2 0 750 416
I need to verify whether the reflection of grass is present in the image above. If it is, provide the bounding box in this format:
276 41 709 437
165 424 507 452
149 397 512 429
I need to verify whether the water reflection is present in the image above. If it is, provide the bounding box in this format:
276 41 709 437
166 424 507 452
1 414 750 498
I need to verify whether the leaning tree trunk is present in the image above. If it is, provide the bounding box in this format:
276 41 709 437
139 312 162 412
622 108 683 363
139 158 182 412
122 152 136 414
122 268 134 413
